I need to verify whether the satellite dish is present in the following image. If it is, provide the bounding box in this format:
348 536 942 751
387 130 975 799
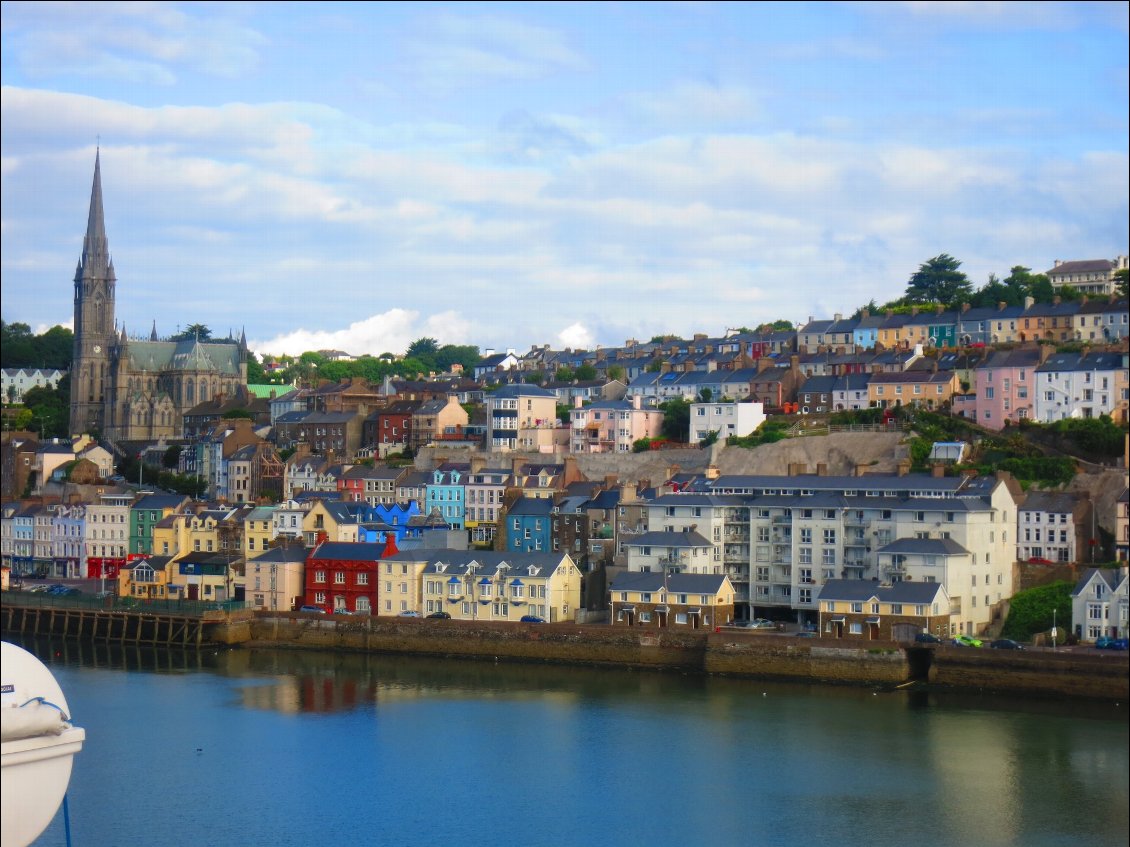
1 642 86 847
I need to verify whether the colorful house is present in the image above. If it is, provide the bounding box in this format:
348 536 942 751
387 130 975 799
609 571 735 629
817 579 950 641
303 540 387 614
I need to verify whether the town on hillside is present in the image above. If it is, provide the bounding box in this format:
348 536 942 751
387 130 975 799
2 155 1129 649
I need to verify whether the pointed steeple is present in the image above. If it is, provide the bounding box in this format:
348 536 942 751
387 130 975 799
82 148 111 276
150 320 159 341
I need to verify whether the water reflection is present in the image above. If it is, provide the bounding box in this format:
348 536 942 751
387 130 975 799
10 636 1128 847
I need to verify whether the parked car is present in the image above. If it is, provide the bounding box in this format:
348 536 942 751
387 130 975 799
297 605 326 614
1095 637 1129 650
520 615 545 624
426 611 452 620
952 634 983 648
793 631 817 638
750 619 778 630
914 632 942 644
989 639 1025 650
1026 557 1053 565
730 620 758 628
398 611 421 618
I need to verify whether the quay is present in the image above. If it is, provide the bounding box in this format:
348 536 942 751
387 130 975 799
3 595 1126 701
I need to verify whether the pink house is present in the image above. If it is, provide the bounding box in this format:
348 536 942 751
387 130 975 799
570 395 664 453
973 346 1050 430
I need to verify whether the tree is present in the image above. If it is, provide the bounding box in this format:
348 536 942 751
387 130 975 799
574 364 597 381
406 338 439 371
1113 267 1129 297
246 352 266 384
171 323 212 341
904 254 972 306
606 365 625 382
659 397 690 442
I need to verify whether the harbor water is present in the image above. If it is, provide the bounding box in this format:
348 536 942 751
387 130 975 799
16 637 1128 847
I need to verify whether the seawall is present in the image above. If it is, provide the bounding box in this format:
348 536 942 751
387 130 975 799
248 615 1129 701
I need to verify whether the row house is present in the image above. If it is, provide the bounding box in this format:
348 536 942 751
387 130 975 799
609 571 735 629
411 395 470 452
129 493 189 556
339 465 408 506
361 400 417 458
688 400 766 442
1017 491 1092 565
170 551 242 602
225 442 284 504
817 579 951 641
1 434 40 502
284 455 351 500
464 460 512 546
504 495 556 553
544 378 627 406
748 357 805 410
303 499 367 546
118 555 174 601
869 370 959 410
956 302 1026 346
395 549 581 622
1071 566 1128 641
973 346 1047 430
425 462 469 531
571 395 664 453
246 543 307 611
473 350 521 383
1 367 66 404
49 504 85 578
181 389 269 439
84 492 132 580
243 505 275 558
267 387 304 425
303 540 388 614
1034 351 1128 422
2 503 37 575
704 472 1019 635
484 384 559 453
1075 297 1129 342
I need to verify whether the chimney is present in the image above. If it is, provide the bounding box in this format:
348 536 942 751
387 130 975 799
861 308 870 319
932 463 945 478
1038 343 1053 364
632 394 641 410
789 355 799 371
910 306 919 317
998 301 1007 311
897 459 911 476
1054 259 1062 267
470 455 486 474
574 395 583 409
962 302 971 313
705 465 720 480
512 457 524 477
757 357 774 374
1024 296 1034 309
619 481 637 503
604 474 618 489
1053 296 1061 306
788 462 807 476
816 463 827 476
935 304 944 315
855 464 869 477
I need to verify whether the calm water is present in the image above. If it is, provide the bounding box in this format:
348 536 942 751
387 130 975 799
15 637 1129 847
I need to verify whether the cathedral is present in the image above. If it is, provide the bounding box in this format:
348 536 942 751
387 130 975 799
69 152 249 441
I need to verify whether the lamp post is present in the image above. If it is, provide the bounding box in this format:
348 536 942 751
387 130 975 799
1052 607 1057 651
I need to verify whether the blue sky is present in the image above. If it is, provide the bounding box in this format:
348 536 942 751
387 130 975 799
2 1 1127 358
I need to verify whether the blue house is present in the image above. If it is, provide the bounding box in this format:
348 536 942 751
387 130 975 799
506 495 556 553
425 463 468 531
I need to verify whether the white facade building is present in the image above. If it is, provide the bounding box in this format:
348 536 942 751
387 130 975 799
688 401 766 443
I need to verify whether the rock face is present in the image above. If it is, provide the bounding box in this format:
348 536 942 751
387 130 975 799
419 431 907 484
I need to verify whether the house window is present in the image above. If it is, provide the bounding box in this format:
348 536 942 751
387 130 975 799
357 573 369 585
334 572 346 585
314 570 326 583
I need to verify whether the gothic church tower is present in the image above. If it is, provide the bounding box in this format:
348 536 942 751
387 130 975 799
70 150 117 437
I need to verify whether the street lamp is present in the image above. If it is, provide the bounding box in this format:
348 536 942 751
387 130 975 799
1052 607 1058 651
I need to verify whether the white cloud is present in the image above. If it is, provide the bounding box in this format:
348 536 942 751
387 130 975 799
556 322 594 350
250 309 473 359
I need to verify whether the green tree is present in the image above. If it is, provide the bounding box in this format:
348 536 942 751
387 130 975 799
1115 267 1129 297
606 364 625 382
246 352 266 384
406 338 439 371
574 364 597 381
22 384 68 439
435 344 481 374
171 323 212 341
659 397 690 442
905 254 973 306
555 366 575 382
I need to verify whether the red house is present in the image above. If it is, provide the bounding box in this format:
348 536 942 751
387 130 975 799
303 541 389 614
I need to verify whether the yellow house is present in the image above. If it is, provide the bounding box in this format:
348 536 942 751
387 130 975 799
118 555 174 600
817 579 951 640
302 500 362 546
151 513 188 559
609 571 735 629
377 555 430 616
868 370 960 410
243 506 276 559
407 550 582 622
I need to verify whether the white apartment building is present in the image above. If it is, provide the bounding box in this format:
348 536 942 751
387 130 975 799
688 401 766 443
1035 351 1127 422
1017 491 1088 564
1 368 66 405
703 472 1020 635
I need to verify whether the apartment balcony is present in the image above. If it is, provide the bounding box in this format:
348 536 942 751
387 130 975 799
772 515 791 525
844 517 870 530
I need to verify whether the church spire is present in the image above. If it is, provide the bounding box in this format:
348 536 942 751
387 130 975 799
81 148 110 276
150 320 159 341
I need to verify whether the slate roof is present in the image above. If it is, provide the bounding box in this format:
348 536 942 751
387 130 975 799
877 537 970 556
308 541 387 561
608 570 729 595
1071 567 1127 596
1020 491 1080 514
626 530 713 548
816 578 946 604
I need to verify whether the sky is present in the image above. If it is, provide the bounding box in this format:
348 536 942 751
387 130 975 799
1 2 1127 360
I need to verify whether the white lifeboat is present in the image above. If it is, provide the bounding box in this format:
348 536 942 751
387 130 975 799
1 641 86 847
